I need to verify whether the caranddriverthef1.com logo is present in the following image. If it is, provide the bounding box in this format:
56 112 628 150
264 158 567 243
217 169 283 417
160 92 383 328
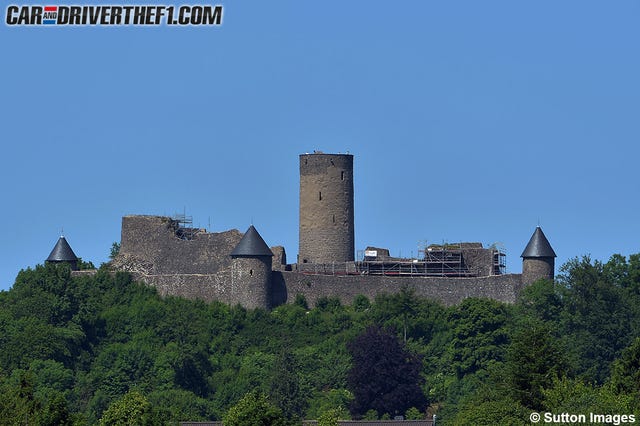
6 4 222 26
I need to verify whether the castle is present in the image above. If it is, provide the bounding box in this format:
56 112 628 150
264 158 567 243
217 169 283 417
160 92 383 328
48 152 556 309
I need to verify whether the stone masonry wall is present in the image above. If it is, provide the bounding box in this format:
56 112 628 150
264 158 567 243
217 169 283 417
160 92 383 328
129 268 524 309
273 272 523 307
116 215 527 309
231 257 272 309
522 257 555 284
461 246 495 276
299 154 354 264
118 215 242 275
136 272 233 303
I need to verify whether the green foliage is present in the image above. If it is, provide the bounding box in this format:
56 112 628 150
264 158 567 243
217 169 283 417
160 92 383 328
306 389 353 420
76 258 96 270
223 390 286 426
557 256 636 383
317 407 348 426
610 337 640 402
448 394 529 426
543 377 638 414
148 388 216 421
294 294 309 309
505 319 568 409
0 370 73 426
2 253 640 423
109 242 121 260
269 348 306 421
352 294 370 312
516 278 563 323
98 390 160 425
363 409 378 420
405 406 424 420
446 298 511 378
315 296 342 311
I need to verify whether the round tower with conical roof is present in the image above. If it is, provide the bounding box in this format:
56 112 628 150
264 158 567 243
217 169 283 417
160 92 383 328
230 225 273 309
521 226 556 284
46 235 79 270
298 152 354 264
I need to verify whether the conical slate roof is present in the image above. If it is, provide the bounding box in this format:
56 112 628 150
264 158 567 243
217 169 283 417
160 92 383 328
46 236 79 262
521 226 556 258
230 225 273 257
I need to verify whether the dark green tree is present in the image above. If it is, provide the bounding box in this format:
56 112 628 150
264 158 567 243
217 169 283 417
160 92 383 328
516 278 563 323
269 347 306 422
506 319 568 409
558 256 634 383
446 298 511 378
610 337 640 401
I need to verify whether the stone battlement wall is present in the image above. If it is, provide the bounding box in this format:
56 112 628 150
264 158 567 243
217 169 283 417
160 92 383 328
129 269 523 308
118 215 242 275
273 272 523 307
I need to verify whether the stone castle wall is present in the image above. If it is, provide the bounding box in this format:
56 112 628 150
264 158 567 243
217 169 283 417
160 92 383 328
273 272 523 307
131 269 523 308
116 215 527 309
118 215 242 275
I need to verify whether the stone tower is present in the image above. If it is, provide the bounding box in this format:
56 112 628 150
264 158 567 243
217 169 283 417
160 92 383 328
298 152 354 264
230 225 273 309
46 235 79 270
521 226 556 284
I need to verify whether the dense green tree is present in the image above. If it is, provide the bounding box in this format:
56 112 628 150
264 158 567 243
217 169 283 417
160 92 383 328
352 294 370 312
306 389 353 420
0 370 73 426
347 324 426 418
516 278 564 323
317 407 346 426
558 256 635 383
446 298 511 378
269 347 307 422
98 389 160 425
543 377 637 414
4 253 640 423
506 319 568 409
448 394 529 426
223 390 286 426
610 337 640 403
148 389 216 422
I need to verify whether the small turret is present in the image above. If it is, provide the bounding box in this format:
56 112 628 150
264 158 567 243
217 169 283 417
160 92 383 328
521 226 556 284
230 225 273 309
46 236 79 270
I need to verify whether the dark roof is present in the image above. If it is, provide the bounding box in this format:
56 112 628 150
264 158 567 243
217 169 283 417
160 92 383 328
521 226 556 258
230 225 273 257
46 236 79 262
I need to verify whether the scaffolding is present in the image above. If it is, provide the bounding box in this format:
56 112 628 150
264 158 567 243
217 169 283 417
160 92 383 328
493 249 506 275
172 212 197 240
422 243 474 276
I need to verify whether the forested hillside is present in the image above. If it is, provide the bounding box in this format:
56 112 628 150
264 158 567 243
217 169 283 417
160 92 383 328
1 254 640 425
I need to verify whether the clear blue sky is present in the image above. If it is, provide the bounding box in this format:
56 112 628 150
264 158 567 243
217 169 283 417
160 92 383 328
2 1 639 290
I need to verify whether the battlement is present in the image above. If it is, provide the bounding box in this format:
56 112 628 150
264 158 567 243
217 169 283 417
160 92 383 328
117 215 242 275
